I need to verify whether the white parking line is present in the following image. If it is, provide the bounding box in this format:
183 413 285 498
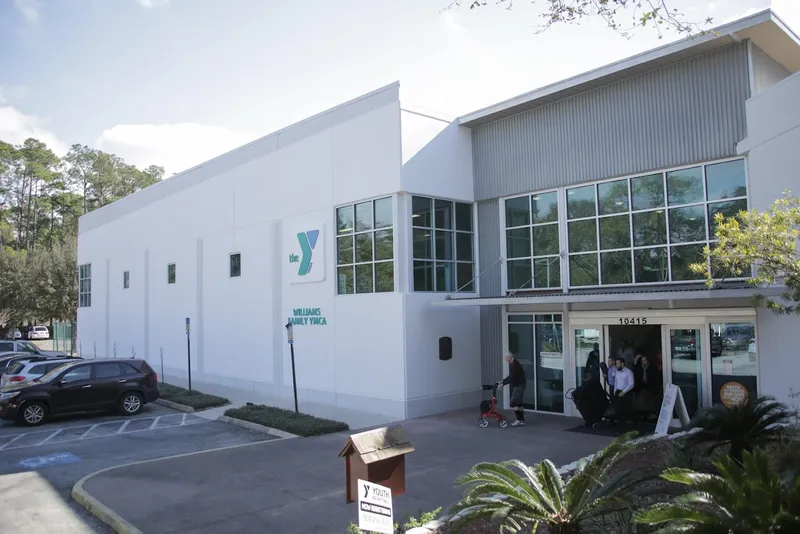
0 433 27 451
181 413 187 425
148 416 161 430
78 425 99 440
37 429 62 446
116 420 131 435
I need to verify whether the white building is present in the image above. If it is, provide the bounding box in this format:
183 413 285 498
78 9 800 422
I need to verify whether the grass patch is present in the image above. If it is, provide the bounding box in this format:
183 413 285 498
158 383 230 410
224 404 349 437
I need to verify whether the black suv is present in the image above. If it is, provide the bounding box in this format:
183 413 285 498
0 359 160 426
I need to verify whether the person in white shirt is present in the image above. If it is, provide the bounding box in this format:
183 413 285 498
613 357 635 422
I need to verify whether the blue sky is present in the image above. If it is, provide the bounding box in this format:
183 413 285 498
1 0 798 175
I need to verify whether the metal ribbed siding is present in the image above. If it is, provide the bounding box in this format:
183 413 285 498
477 200 504 383
751 43 791 96
472 42 750 201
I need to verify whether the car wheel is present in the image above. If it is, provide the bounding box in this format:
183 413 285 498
120 392 143 416
19 401 48 426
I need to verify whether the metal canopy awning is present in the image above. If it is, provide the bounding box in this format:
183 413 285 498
431 284 783 307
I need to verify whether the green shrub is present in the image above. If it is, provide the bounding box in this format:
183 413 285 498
158 383 230 410
224 404 348 437
346 507 442 534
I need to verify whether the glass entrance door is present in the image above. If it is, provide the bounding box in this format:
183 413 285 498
574 327 605 391
665 327 705 419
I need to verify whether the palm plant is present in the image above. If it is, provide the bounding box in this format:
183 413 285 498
635 448 800 533
690 395 792 463
448 432 638 533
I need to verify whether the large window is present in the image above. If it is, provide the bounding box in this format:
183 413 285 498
336 197 394 294
507 314 564 413
79 264 92 308
504 191 561 290
565 159 747 287
412 196 475 292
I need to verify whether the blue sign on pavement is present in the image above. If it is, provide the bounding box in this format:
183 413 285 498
19 452 81 470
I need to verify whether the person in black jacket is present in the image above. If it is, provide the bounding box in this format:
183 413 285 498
497 352 527 427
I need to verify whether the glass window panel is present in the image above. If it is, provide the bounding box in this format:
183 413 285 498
505 196 530 227
599 215 631 250
355 201 373 232
669 205 707 244
569 254 598 287
456 232 473 262
374 197 393 229
412 196 432 227
506 228 531 259
631 173 665 211
670 244 706 281
532 191 559 224
553 314 563 322
435 230 454 261
337 206 354 234
533 224 559 256
598 179 630 215
355 264 374 293
536 322 564 413
355 233 373 263
230 254 241 277
708 199 748 238
667 167 704 206
508 315 533 322
567 185 596 219
601 251 632 285
706 160 746 201
374 229 393 261
710 242 745 280
456 262 474 292
568 219 598 253
535 314 553 322
413 229 432 259
375 262 394 293
337 266 354 294
413 261 434 291
634 247 668 283
534 257 561 288
337 236 353 265
434 199 453 229
507 259 533 290
632 210 667 247
455 202 472 232
435 262 455 292
710 322 758 406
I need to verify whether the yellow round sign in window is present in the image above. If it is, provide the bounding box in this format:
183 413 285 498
720 382 749 408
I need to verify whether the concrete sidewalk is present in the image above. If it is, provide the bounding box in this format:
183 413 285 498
78 410 612 534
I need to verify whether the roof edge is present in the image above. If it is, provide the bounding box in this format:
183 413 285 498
457 9 779 126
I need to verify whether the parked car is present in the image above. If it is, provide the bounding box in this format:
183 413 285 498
1 358 77 387
0 353 80 376
4 328 22 340
27 326 49 340
0 358 160 426
0 339 67 358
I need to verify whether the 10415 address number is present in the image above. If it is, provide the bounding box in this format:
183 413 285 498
618 317 648 325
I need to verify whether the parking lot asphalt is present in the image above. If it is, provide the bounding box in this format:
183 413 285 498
0 403 275 533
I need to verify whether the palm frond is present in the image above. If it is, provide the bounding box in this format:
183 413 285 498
635 502 723 525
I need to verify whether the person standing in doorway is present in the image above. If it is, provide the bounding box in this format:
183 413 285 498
584 343 601 383
613 357 635 423
618 340 635 368
602 355 617 395
497 353 527 427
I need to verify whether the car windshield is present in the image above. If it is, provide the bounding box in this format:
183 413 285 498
37 362 79 383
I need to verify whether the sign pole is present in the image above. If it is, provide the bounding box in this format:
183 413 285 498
186 317 192 393
285 322 298 414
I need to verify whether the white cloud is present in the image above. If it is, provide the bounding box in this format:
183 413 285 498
14 0 39 23
95 123 262 175
136 0 169 7
0 85 29 105
0 105 68 155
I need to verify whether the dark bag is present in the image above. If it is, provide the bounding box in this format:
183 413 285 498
571 381 610 425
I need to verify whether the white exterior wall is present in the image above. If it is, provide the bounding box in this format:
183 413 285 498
77 84 479 421
738 71 800 411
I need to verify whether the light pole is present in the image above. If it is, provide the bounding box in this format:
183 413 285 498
285 322 299 414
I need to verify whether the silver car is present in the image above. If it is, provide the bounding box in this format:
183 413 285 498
1 358 76 387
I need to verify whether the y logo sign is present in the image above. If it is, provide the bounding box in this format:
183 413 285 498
294 230 319 276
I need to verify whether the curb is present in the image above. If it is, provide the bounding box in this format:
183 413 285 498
154 398 195 413
72 475 143 534
217 415 298 439
71 438 283 533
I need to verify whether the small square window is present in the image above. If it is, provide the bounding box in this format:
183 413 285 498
123 271 130 289
230 253 241 277
167 263 176 284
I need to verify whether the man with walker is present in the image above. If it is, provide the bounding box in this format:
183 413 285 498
497 352 527 427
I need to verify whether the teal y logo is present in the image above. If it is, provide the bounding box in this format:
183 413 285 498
291 230 319 276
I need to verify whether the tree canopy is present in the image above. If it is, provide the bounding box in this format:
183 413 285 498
0 137 163 330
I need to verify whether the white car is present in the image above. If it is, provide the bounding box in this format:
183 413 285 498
0 358 76 387
27 326 49 340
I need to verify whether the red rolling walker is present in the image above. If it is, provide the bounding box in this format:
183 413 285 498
478 383 508 428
